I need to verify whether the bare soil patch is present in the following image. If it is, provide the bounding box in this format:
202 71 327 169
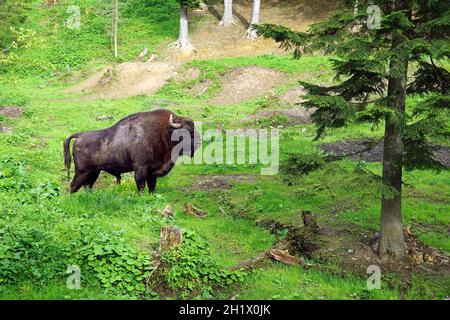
173 66 201 82
0 106 22 118
320 139 450 168
188 79 214 97
0 106 22 134
211 67 286 105
0 125 13 134
280 86 307 106
163 0 338 62
245 107 315 125
66 61 179 100
259 216 449 289
186 174 255 191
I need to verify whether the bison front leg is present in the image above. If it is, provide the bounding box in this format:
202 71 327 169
133 167 148 193
146 175 157 194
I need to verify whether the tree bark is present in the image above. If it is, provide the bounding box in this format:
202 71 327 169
352 0 358 33
113 0 119 60
379 0 411 260
179 7 189 48
245 0 260 39
159 226 183 253
301 210 319 233
176 6 195 52
220 0 234 26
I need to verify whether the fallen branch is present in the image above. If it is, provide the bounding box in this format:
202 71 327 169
184 202 207 218
230 252 269 271
269 248 304 265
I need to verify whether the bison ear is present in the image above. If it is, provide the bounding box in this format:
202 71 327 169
169 114 182 129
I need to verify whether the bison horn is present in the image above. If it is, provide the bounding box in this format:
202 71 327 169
169 114 182 129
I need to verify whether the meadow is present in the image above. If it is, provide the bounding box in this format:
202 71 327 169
0 0 448 300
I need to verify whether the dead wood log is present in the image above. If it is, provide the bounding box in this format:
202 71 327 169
302 210 319 233
269 248 304 265
230 252 269 271
184 202 207 218
160 205 174 218
159 226 183 253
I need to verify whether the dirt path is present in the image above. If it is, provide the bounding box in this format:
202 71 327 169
320 139 450 168
163 0 338 62
67 0 337 101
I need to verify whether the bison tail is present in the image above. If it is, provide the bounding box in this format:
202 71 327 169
64 133 79 180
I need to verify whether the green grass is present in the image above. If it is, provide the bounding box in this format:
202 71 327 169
0 0 449 300
233 262 399 300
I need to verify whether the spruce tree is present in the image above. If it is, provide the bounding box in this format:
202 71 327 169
257 0 449 260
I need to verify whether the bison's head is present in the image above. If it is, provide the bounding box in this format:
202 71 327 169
169 114 201 158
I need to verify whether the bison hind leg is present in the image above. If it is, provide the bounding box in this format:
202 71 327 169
70 171 91 194
106 171 121 185
84 170 100 190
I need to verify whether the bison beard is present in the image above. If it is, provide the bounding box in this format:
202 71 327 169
63 109 200 194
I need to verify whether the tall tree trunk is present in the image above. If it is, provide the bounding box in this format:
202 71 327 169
245 0 260 39
220 0 234 26
179 7 189 48
177 6 195 52
113 0 119 60
352 0 358 33
379 0 411 260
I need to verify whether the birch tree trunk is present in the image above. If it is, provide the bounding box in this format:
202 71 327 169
245 0 260 39
179 7 190 48
172 6 195 53
113 0 119 59
352 0 358 33
219 0 234 26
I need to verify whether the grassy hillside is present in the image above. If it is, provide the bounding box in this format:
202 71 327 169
0 0 448 300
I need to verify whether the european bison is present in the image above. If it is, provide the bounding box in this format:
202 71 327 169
64 109 200 194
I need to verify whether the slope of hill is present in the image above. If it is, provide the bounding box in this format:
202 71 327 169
0 0 448 300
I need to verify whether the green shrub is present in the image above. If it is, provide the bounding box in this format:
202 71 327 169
281 152 325 176
161 230 246 297
0 226 66 287
66 227 153 296
0 157 33 192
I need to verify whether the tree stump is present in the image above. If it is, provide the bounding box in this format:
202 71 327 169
159 226 183 253
301 211 319 233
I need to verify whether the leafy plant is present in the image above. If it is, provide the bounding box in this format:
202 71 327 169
281 152 325 176
31 181 60 200
0 157 32 192
0 226 65 287
66 227 153 296
161 230 246 296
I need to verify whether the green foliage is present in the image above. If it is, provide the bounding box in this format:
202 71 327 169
161 230 246 297
123 0 179 20
408 62 450 95
253 114 288 127
0 0 31 50
0 157 32 192
66 227 153 296
177 0 201 9
256 24 308 59
31 181 60 201
0 0 180 77
0 226 65 287
281 153 325 176
257 0 450 170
